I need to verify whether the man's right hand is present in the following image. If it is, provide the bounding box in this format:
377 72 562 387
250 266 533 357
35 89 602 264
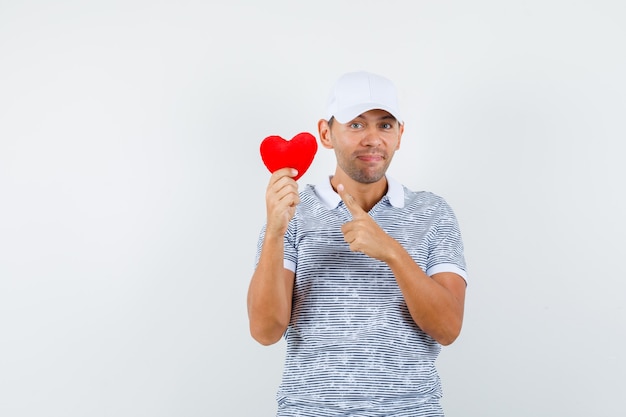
265 167 300 236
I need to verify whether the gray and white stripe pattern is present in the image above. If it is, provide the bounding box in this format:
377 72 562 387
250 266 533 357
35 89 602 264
255 177 467 416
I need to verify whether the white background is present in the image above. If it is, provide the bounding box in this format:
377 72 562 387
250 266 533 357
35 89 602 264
1 1 625 416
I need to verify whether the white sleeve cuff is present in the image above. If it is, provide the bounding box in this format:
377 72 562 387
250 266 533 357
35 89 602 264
427 263 468 284
284 259 296 273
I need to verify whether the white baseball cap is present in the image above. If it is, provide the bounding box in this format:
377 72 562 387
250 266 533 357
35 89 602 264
326 71 403 124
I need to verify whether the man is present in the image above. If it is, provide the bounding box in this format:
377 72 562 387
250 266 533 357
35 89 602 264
247 71 468 416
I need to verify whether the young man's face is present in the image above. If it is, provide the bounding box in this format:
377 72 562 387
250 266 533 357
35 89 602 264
322 109 404 184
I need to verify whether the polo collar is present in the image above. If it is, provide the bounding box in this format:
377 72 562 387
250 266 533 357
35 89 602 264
315 175 405 210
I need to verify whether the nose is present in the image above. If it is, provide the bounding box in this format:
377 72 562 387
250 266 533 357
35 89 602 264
361 125 382 147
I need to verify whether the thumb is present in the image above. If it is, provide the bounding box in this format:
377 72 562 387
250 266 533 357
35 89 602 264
337 184 366 218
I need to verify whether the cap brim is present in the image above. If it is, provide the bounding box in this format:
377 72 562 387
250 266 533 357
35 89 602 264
331 103 403 124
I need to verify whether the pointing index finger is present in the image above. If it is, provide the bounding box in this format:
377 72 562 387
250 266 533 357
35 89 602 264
337 184 366 218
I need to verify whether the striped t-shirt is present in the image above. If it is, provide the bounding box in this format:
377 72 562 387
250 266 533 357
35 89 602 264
255 176 467 416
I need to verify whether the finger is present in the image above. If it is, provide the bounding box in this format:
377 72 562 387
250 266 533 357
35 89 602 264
341 227 362 253
270 167 298 183
277 187 300 207
267 175 300 207
337 183 366 218
268 168 299 194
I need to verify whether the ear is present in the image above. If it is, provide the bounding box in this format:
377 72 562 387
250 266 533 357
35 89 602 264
396 122 405 150
318 119 334 149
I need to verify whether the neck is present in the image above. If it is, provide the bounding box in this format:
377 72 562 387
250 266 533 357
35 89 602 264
330 173 388 212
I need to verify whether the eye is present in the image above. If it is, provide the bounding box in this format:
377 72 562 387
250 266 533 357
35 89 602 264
381 122 392 129
350 122 363 129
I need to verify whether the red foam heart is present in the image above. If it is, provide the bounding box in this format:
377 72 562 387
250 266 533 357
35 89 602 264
260 132 318 181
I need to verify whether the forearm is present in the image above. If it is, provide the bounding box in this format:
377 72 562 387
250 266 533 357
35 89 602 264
384 240 465 346
247 232 294 345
